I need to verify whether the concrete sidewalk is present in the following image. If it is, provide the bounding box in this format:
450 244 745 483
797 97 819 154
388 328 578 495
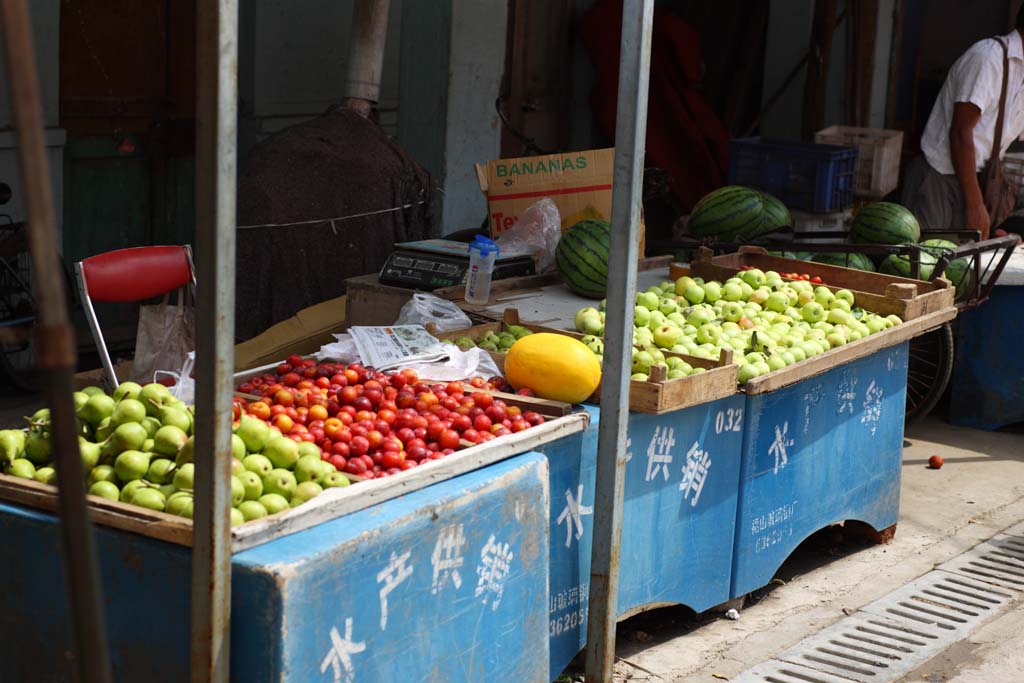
604 417 1024 683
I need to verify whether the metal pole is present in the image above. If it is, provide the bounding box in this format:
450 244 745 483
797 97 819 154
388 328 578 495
191 2 238 682
584 2 653 681
0 2 114 682
343 0 391 117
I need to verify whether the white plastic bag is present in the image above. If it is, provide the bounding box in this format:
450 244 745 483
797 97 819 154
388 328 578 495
402 343 503 382
154 351 196 404
495 197 561 272
395 293 472 333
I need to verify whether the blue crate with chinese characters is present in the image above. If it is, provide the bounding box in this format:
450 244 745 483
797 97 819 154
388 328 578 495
0 454 551 683
536 398 746 680
730 344 910 598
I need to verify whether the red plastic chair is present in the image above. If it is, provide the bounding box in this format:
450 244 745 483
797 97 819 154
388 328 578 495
75 245 196 387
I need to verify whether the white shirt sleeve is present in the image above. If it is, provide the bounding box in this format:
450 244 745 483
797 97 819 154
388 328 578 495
951 46 1002 114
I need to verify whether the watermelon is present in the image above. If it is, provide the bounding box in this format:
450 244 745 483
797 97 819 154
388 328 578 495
556 219 610 298
759 192 791 232
850 202 921 244
920 238 971 297
688 186 765 241
811 252 876 272
879 250 938 280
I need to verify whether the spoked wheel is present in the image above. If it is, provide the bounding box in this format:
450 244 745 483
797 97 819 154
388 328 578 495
905 323 954 424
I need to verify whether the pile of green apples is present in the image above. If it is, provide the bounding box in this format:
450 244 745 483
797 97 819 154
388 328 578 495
0 382 349 526
451 324 533 352
573 268 901 384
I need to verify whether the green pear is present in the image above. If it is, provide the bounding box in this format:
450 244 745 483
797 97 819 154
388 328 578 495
230 508 245 526
79 438 100 470
146 458 177 485
0 430 27 465
105 422 148 457
263 436 299 470
294 454 325 484
114 450 151 482
231 475 246 506
172 462 195 490
119 479 148 503
140 416 162 438
153 425 189 457
33 466 57 485
87 464 118 487
158 406 192 434
88 480 120 501
72 392 90 413
131 487 165 511
238 500 268 521
94 417 114 443
80 385 105 397
139 383 173 417
237 470 263 501
112 381 142 402
8 458 36 479
258 493 290 515
235 415 270 454
79 393 115 426
290 481 323 506
24 431 52 465
175 436 196 467
231 434 246 460
166 492 194 518
261 468 296 499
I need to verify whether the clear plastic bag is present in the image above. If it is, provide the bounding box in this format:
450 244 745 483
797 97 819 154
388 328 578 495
394 293 472 332
153 351 195 404
495 198 561 273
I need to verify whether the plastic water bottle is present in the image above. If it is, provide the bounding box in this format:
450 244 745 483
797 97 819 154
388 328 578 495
465 235 499 305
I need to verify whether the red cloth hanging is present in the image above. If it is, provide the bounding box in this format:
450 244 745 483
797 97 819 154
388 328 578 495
580 0 730 211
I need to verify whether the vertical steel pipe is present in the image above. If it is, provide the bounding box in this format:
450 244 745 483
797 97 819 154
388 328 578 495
343 0 391 116
584 1 654 681
191 1 238 682
0 1 113 681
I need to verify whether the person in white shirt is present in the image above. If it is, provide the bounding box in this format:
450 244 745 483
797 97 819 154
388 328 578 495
902 12 1024 237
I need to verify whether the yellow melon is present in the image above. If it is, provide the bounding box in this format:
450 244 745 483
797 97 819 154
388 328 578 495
504 333 601 403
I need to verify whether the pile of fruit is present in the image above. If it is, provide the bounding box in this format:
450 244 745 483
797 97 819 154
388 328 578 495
449 324 533 352
0 382 352 524
573 269 901 384
236 356 546 477
1 359 549 526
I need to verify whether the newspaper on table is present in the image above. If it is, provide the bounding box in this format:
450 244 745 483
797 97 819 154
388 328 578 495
347 325 449 371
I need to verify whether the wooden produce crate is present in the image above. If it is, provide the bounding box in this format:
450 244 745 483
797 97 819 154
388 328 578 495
815 125 903 197
589 347 737 415
680 246 955 320
0 409 587 552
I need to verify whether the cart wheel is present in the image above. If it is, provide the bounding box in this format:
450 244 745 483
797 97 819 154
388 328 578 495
904 323 954 424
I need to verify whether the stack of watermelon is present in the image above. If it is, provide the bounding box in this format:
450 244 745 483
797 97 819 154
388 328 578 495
687 186 791 242
555 219 611 298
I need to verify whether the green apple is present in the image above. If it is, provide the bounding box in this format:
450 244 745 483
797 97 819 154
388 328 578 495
238 500 268 521
722 282 744 302
739 281 754 300
323 471 351 489
886 314 903 327
630 373 649 381
765 292 789 313
230 476 246 506
172 462 195 490
636 291 660 311
114 450 151 482
721 301 744 323
138 383 172 417
658 298 679 316
263 436 299 470
259 493 290 514
166 491 194 518
789 346 807 362
235 415 271 455
633 327 654 347
686 307 715 327
826 332 847 348
829 298 852 314
153 425 188 457
683 284 705 305
834 289 855 306
574 307 600 331
652 324 682 349
673 276 696 296
827 309 850 326
666 312 687 328
748 287 770 306
738 364 761 383
33 466 57 485
262 468 297 499
294 454 325 484
739 268 766 287
801 301 825 323
119 479 148 503
767 355 787 372
110 398 147 427
291 481 323 506
243 453 273 477
88 480 120 501
646 310 667 331
132 487 165 511
633 306 652 328
146 457 177 485
79 393 115 426
632 350 655 375
578 314 604 336
702 281 722 303
696 324 722 345
234 469 263 501
866 318 886 334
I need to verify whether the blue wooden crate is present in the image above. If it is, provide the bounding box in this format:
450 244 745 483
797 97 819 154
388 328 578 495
0 453 551 683
730 344 909 598
537 398 746 680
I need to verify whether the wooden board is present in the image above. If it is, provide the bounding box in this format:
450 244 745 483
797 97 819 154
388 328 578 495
741 306 956 394
679 246 955 320
0 413 588 552
0 473 194 546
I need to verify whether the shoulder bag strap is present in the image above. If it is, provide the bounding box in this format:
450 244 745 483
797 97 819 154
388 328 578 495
992 37 1010 162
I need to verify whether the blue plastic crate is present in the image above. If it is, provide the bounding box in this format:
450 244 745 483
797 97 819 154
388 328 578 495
728 137 858 213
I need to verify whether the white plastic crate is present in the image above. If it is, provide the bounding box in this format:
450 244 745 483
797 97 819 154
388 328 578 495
790 209 851 244
815 125 903 197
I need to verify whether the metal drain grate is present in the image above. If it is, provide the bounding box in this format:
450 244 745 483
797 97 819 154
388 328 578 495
729 561 1021 683
937 535 1024 590
731 660 864 683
